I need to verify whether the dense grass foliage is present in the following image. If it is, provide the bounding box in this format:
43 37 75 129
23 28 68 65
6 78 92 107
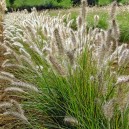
0 0 129 129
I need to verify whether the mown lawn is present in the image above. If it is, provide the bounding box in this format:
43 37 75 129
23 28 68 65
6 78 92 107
99 0 129 5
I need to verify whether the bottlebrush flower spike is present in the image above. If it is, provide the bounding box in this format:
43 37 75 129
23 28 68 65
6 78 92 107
81 0 87 24
64 116 78 126
102 99 115 121
0 102 13 109
116 75 129 85
3 111 30 125
94 15 99 27
110 1 117 20
4 87 26 94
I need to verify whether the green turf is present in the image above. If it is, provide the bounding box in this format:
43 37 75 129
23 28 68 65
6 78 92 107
98 0 129 6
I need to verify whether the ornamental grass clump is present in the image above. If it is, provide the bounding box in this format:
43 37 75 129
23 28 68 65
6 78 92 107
0 0 6 42
0 0 6 69
0 0 129 128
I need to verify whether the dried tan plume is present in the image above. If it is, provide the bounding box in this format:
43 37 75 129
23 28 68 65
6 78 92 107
49 55 66 75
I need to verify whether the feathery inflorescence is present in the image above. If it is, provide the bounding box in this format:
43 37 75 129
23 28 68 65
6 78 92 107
0 1 129 128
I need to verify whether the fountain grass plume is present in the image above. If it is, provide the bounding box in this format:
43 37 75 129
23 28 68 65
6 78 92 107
102 99 115 129
81 0 87 24
0 0 6 42
49 54 66 75
3 111 30 125
4 87 26 94
110 0 117 20
54 28 64 55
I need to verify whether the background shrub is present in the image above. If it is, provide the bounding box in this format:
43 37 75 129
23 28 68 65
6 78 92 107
9 0 15 6
6 0 129 10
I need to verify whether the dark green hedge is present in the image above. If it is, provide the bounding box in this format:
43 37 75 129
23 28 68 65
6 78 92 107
6 0 129 11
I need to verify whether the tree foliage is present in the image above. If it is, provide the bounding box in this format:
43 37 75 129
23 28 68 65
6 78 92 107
9 0 15 6
72 0 99 6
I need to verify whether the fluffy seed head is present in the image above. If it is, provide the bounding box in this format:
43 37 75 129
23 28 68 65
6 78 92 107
64 116 78 126
11 99 24 114
77 16 82 29
81 0 87 23
102 99 115 121
11 81 39 92
0 102 12 109
3 111 29 124
116 75 129 85
110 1 117 20
94 15 99 27
53 28 64 55
49 55 66 75
4 87 26 94
111 19 120 41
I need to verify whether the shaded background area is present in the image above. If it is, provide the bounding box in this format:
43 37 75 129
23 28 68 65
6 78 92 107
6 0 129 11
